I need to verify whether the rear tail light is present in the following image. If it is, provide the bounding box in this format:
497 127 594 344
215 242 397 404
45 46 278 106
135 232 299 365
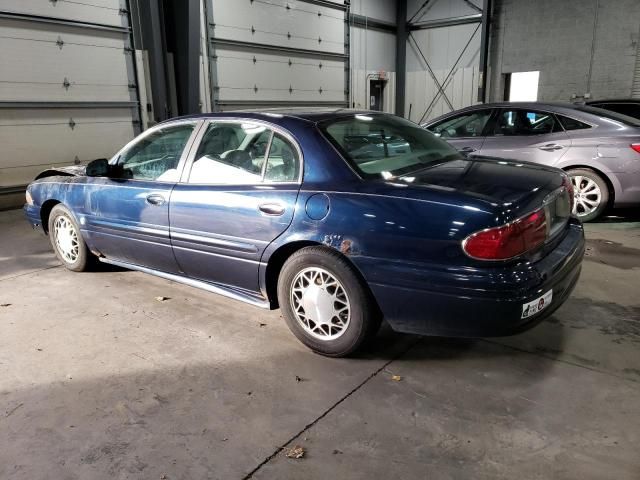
631 144 640 154
462 208 548 260
562 174 575 212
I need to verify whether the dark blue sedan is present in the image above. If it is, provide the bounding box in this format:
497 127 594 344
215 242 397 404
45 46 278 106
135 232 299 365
24 110 585 356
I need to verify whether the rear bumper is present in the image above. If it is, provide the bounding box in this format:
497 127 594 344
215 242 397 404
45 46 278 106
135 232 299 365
363 219 585 337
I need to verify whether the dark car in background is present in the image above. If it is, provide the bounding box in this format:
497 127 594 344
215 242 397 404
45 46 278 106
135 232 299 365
585 99 640 121
423 102 640 221
24 110 584 357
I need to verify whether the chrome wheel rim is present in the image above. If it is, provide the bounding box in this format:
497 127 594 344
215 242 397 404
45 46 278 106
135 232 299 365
53 215 79 263
290 267 351 341
571 175 602 217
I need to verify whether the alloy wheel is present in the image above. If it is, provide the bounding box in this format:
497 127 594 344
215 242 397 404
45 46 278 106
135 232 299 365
571 175 602 217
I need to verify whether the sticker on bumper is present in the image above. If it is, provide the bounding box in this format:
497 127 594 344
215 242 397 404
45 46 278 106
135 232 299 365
521 290 553 319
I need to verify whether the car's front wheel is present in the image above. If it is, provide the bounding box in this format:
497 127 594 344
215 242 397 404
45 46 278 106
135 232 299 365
277 246 381 357
48 204 93 272
567 168 609 222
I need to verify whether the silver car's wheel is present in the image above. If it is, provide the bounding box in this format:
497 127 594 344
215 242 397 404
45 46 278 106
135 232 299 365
53 215 80 263
567 169 609 222
572 175 601 217
290 267 351 341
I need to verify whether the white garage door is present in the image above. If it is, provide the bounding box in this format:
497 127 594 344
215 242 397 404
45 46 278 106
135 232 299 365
0 0 140 200
206 0 348 110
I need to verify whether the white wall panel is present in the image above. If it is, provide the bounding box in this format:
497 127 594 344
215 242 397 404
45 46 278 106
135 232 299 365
405 0 482 122
0 0 126 27
0 1 138 197
206 0 348 110
214 47 345 102
0 108 135 187
0 19 132 102
350 0 397 23
211 0 345 54
406 66 479 124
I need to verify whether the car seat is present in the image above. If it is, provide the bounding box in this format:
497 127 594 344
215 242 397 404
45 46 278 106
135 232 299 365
266 148 296 182
225 150 257 173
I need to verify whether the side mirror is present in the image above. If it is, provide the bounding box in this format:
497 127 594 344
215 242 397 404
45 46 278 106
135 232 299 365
85 158 109 177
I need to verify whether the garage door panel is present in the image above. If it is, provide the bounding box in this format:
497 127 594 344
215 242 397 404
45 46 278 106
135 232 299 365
0 19 132 102
214 48 344 102
211 0 345 54
0 108 135 186
0 0 126 28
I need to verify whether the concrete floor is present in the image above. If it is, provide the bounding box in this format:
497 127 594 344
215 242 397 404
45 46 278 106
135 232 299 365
1 208 639 480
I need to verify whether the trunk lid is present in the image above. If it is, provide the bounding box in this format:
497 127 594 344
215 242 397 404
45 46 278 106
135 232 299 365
398 156 569 226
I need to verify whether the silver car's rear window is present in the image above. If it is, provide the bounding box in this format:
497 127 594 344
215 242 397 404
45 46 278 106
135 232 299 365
575 106 640 127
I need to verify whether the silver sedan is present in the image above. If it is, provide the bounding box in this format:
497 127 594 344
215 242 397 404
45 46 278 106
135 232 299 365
423 102 640 221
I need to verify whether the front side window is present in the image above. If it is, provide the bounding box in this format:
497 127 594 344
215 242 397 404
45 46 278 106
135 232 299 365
188 122 300 184
117 123 195 181
428 110 491 138
491 109 559 136
320 114 462 179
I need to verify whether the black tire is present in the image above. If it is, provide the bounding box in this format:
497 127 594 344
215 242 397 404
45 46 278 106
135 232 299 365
567 168 610 222
277 246 381 357
48 204 93 272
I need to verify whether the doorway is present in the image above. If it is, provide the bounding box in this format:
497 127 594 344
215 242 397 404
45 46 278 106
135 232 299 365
504 71 540 101
369 79 385 111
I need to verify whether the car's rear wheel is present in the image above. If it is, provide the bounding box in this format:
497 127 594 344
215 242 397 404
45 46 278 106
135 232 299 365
48 204 93 272
567 168 609 222
277 246 381 357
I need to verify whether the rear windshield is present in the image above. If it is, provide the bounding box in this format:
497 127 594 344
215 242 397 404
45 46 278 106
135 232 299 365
319 114 462 179
575 106 640 127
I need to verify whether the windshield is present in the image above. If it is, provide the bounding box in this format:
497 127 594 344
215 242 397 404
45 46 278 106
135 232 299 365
575 105 640 127
319 114 463 179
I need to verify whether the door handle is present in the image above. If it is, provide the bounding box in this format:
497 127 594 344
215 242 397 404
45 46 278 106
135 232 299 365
146 194 166 206
538 144 563 151
258 203 285 216
459 146 477 153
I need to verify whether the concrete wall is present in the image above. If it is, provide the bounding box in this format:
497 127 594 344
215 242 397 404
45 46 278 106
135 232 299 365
488 0 640 102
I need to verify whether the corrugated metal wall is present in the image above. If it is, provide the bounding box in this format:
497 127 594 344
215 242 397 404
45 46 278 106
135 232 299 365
0 0 141 206
405 0 482 124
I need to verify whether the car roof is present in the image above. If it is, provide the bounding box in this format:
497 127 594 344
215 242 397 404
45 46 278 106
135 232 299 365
586 99 640 104
423 101 608 125
162 108 384 126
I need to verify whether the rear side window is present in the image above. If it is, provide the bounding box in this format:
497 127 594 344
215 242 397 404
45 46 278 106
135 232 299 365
491 109 560 136
187 121 300 184
557 115 591 131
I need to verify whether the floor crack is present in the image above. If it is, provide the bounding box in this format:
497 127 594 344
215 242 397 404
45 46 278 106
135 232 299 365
241 337 423 479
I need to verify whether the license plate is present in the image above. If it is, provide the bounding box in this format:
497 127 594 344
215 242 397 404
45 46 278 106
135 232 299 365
521 290 553 319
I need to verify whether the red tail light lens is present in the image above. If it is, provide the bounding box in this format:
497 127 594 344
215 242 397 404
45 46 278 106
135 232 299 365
462 209 548 260
631 144 640 154
562 174 575 212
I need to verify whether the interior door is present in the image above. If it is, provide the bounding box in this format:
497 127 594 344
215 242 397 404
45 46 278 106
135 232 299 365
83 121 200 273
426 109 493 156
478 108 571 166
169 120 302 293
